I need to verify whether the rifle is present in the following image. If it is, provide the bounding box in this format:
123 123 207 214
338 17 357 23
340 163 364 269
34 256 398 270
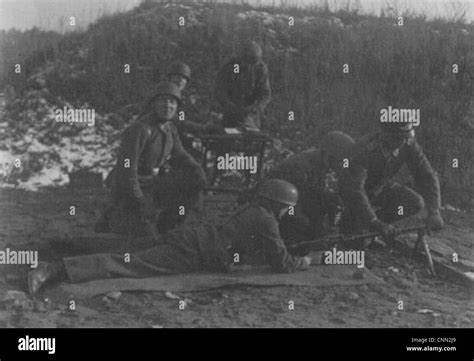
287 225 436 276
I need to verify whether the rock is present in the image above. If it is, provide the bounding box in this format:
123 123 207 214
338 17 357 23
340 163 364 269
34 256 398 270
5 290 34 311
347 292 359 302
164 291 180 300
3 290 28 302
105 291 122 301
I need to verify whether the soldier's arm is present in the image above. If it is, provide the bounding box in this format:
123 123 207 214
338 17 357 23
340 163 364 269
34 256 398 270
115 123 148 204
214 64 237 111
339 158 378 226
252 63 271 113
169 125 207 186
256 215 307 273
406 141 441 212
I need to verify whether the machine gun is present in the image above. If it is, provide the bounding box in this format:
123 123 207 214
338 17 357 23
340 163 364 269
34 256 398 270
287 225 436 276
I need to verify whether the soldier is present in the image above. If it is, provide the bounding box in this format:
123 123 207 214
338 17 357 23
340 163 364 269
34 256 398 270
339 122 444 246
167 61 221 156
167 61 191 93
214 40 271 130
265 131 355 254
95 81 207 236
29 179 312 294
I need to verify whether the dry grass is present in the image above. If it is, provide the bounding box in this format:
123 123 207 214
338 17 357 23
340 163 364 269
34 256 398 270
1 0 473 208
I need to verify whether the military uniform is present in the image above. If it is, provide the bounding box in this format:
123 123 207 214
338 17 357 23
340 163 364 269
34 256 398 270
103 111 207 236
339 132 441 232
215 58 271 129
265 150 342 252
64 203 308 283
173 91 218 159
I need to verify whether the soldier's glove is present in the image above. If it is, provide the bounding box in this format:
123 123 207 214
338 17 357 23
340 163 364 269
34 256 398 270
370 219 399 240
426 209 444 232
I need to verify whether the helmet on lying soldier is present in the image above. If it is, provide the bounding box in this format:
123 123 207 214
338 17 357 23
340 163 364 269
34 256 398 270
258 179 298 207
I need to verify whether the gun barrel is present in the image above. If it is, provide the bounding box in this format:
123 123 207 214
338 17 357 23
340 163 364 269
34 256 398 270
287 226 423 250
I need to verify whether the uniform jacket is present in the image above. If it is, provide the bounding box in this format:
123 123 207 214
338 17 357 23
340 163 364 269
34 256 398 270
111 112 204 204
339 133 441 225
64 202 308 283
218 203 307 273
215 58 271 127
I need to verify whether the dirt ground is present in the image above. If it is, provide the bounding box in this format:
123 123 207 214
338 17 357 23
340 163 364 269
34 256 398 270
0 186 472 328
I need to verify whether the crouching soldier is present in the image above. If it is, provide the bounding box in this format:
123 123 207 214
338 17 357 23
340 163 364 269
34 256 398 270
339 122 443 246
266 131 355 254
214 40 271 130
95 81 207 236
29 180 312 294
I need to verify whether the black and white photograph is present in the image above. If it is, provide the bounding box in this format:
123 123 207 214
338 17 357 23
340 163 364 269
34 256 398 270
0 0 473 355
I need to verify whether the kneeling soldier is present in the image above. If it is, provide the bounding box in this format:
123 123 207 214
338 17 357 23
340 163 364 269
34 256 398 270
339 121 443 245
96 81 207 236
29 179 311 294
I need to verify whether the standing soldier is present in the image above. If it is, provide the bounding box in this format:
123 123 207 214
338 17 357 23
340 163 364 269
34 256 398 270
264 131 355 254
29 180 312 294
95 81 207 236
339 122 444 247
214 40 271 130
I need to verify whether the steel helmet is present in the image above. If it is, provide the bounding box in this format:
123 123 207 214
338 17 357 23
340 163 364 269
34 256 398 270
320 131 355 160
152 81 182 103
240 40 263 61
258 179 298 207
168 61 191 80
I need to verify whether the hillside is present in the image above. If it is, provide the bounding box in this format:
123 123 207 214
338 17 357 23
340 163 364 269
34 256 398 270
1 1 473 210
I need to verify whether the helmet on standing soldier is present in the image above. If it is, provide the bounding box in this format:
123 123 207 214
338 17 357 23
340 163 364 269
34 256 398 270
152 81 182 103
168 61 191 81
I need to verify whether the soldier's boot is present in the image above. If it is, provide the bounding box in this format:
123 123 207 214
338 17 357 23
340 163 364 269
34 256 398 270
28 261 67 295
